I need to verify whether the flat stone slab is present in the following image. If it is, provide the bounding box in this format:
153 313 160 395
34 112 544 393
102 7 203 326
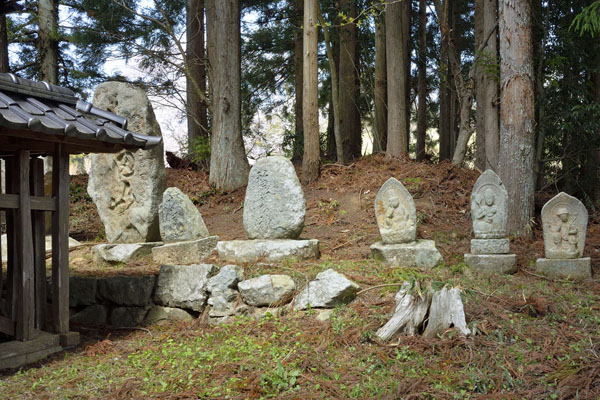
2 234 81 262
238 275 296 306
536 258 591 280
154 264 216 312
152 236 219 265
294 269 360 310
217 239 319 263
464 254 517 274
93 242 162 263
470 238 510 255
370 240 443 269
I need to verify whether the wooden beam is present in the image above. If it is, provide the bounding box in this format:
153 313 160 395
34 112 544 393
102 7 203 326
5 158 16 322
0 194 56 211
15 149 34 341
31 158 46 330
0 160 3 303
0 315 15 336
52 144 69 334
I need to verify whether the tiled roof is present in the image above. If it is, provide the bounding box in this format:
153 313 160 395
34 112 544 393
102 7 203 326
0 73 162 150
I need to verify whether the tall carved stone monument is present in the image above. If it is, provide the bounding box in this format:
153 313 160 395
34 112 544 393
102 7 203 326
536 192 591 279
464 170 517 273
217 156 319 263
88 82 167 245
370 177 442 269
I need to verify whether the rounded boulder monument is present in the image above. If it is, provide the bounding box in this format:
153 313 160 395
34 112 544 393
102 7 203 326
243 156 306 239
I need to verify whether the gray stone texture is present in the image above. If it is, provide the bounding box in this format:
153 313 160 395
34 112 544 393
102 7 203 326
294 269 360 310
535 258 591 280
471 169 508 239
159 187 209 242
375 177 417 244
152 236 219 265
97 276 156 306
145 306 194 324
109 307 148 327
541 192 588 259
207 265 244 318
243 156 306 239
464 254 517 274
69 276 98 307
88 82 167 243
70 305 108 326
470 238 510 255
238 275 296 307
154 264 216 311
370 240 443 269
93 242 162 263
217 239 319 263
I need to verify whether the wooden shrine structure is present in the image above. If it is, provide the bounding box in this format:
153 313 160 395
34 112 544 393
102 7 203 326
0 73 161 368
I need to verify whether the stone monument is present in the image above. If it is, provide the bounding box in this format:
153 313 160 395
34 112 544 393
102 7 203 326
370 177 442 269
88 82 167 244
217 156 319 263
151 187 219 265
464 169 517 273
88 82 167 263
536 192 591 279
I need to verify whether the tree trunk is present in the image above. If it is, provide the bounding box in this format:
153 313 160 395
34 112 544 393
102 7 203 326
475 0 499 171
386 0 411 157
207 0 249 191
438 6 451 161
186 0 208 157
498 0 536 235
416 0 427 162
0 15 9 73
376 282 431 341
38 0 59 83
535 1 549 189
302 0 320 183
422 287 471 339
292 0 304 162
339 0 358 163
474 0 485 169
374 14 387 153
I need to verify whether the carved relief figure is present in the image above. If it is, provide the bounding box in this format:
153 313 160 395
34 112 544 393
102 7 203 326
109 151 136 213
385 195 410 229
375 178 417 244
549 206 579 257
472 188 498 232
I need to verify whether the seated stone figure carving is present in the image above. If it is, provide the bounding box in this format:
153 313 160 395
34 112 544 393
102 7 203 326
473 188 498 233
550 206 579 258
385 195 411 230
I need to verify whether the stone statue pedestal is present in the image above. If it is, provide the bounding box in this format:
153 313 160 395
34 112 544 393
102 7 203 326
464 238 517 274
370 178 442 269
217 157 319 264
535 192 591 280
371 240 442 269
535 257 591 280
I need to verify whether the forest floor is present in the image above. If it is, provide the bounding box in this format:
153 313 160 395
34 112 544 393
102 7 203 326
1 154 599 399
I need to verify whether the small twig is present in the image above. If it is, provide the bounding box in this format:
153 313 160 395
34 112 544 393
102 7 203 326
332 236 362 251
358 187 363 210
357 283 404 296
521 269 576 284
232 204 243 214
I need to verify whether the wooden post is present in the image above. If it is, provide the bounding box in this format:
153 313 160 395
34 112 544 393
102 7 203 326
5 158 16 322
30 158 46 330
51 144 69 334
0 158 3 303
15 150 34 341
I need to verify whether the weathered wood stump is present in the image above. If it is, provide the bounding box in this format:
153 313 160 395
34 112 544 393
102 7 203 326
376 282 470 341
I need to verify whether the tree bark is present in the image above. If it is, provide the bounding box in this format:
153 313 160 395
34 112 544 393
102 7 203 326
474 0 485 169
374 14 387 153
302 0 320 183
38 0 59 84
0 15 9 73
416 0 427 161
339 0 359 163
475 0 499 171
498 0 536 235
207 0 249 191
438 5 451 161
186 0 208 156
292 0 304 162
386 0 411 157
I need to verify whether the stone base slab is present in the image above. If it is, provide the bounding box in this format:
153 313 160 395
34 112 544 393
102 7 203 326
471 238 509 255
152 236 219 265
93 242 163 263
535 258 591 280
464 254 517 274
370 240 443 269
217 239 319 263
